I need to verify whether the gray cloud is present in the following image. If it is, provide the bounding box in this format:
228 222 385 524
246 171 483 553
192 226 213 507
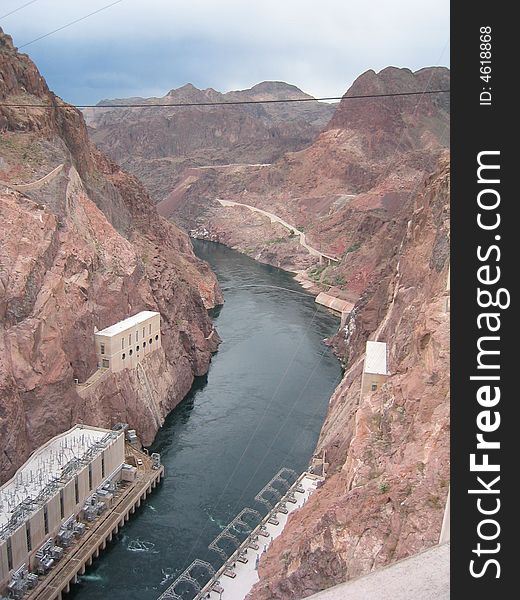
1 0 449 103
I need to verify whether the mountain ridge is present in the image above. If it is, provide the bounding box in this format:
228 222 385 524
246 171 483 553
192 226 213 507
160 66 449 282
83 80 337 202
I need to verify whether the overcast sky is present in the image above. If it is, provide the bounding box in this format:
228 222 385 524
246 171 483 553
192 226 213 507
1 0 449 104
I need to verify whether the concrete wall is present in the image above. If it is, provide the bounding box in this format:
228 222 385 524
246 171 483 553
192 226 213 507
47 492 61 535
10 525 27 573
0 540 9 584
105 434 125 476
95 333 112 369
62 478 76 518
95 313 161 373
28 509 45 551
360 372 388 398
78 467 90 503
305 543 449 600
92 453 104 489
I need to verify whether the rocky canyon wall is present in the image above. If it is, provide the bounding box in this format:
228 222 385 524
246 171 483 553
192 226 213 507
0 29 222 483
248 158 450 599
84 81 336 203
159 67 449 280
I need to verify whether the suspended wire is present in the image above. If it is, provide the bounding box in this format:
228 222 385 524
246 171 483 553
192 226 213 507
179 304 324 569
228 349 343 521
175 69 450 574
3 1 448 109
17 0 126 48
221 284 315 299
0 0 39 20
0 89 450 110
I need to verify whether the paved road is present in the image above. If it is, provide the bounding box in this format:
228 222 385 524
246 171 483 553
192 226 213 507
216 198 339 263
192 163 271 170
1 163 64 192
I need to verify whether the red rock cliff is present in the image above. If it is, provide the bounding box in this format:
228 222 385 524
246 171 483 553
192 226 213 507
248 158 450 599
0 29 222 483
160 67 449 276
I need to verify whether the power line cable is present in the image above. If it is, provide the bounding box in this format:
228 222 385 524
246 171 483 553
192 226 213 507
18 0 126 48
0 89 450 109
162 67 451 575
0 0 38 20
0 0 39 20
228 351 343 520
175 45 451 576
178 302 324 570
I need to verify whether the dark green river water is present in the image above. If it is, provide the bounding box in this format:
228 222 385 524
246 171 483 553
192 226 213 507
69 240 342 600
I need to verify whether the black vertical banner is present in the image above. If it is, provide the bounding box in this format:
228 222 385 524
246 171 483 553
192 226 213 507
451 1 513 599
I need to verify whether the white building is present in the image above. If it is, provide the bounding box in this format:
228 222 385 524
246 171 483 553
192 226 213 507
0 426 126 595
360 341 388 397
94 311 161 373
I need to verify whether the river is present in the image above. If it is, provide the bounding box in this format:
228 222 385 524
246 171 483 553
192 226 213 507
69 240 342 600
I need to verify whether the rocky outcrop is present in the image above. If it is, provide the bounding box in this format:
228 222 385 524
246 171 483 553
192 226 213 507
248 158 450 599
160 67 449 281
84 81 336 203
0 29 222 483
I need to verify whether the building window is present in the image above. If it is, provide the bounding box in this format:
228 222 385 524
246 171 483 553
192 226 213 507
26 522 32 551
371 383 378 391
102 358 110 368
88 464 93 490
101 453 105 478
136 345 140 352
100 343 105 355
74 477 79 504
143 327 145 338
155 335 159 341
136 330 139 341
129 334 132 345
143 341 146 348
129 349 133 356
7 538 13 570
122 338 125 350
149 338 152 345
149 324 152 334
44 505 49 535
60 489 65 518
122 353 126 360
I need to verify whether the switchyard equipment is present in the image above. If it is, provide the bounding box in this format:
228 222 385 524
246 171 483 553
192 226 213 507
6 566 38 599
0 425 126 596
151 453 161 470
34 539 63 575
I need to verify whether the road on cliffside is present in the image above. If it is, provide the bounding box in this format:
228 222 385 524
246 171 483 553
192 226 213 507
216 198 339 263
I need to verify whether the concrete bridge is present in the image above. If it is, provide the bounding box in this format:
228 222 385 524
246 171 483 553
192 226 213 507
216 198 339 265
